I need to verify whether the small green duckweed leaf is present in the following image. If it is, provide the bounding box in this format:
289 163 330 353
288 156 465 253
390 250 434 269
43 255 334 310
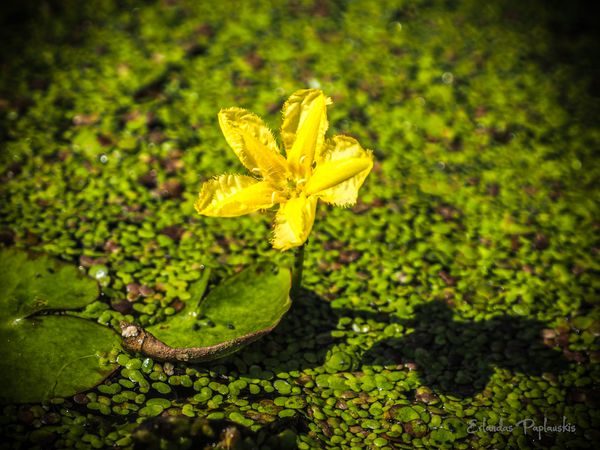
392 406 421 422
429 427 455 445
121 264 291 362
0 249 120 403
324 351 356 373
443 417 468 439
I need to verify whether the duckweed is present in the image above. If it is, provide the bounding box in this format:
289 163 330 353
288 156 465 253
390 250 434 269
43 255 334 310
1 0 598 448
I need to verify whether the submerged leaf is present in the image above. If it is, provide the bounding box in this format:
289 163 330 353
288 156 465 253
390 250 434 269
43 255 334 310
0 249 119 404
121 264 291 362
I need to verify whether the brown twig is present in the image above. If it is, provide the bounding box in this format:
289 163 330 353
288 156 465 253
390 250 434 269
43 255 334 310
119 322 277 363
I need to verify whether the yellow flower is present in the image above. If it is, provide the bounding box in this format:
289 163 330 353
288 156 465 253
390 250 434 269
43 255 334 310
195 89 374 250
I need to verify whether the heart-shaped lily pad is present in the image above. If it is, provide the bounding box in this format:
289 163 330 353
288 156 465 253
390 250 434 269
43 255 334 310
0 249 120 403
121 264 291 362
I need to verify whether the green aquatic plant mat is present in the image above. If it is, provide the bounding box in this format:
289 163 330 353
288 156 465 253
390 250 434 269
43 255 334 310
121 264 291 362
0 249 120 403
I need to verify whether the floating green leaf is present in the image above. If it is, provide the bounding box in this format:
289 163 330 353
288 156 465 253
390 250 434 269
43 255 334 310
0 249 120 403
121 264 291 362
392 406 421 423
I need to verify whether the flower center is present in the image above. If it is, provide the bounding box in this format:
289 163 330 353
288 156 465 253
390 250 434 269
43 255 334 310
285 176 307 197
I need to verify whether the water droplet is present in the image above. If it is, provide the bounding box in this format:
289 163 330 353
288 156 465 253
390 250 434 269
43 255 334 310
99 154 108 164
299 155 306 164
308 78 321 89
442 72 454 84
251 167 261 175
199 264 205 270
394 22 403 31
198 318 215 328
94 268 107 279
571 159 582 170
352 323 370 333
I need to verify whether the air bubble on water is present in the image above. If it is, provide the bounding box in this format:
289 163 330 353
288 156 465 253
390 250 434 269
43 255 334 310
308 78 321 89
571 159 582 170
99 154 108 164
394 22 403 31
437 161 446 170
199 264 205 270
442 72 454 84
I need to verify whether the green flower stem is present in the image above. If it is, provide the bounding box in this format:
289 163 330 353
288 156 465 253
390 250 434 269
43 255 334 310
291 243 305 299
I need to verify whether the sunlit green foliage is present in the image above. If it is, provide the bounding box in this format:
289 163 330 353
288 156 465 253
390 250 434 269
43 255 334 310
0 0 598 448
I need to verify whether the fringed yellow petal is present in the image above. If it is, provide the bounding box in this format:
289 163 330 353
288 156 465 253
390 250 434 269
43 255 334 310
281 89 330 176
305 136 373 206
218 108 288 186
305 158 372 195
272 195 318 250
195 174 283 217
